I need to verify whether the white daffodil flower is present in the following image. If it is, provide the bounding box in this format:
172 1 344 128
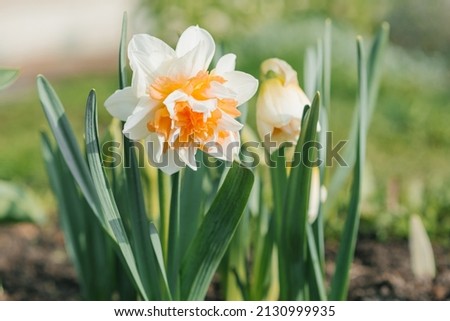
105 26 258 174
256 58 311 152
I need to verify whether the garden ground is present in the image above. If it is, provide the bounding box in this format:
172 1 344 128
1 223 448 301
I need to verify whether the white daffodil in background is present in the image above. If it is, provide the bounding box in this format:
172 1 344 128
308 167 327 223
256 58 311 152
105 26 258 174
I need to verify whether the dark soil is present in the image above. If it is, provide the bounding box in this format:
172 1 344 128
1 223 449 301
0 223 79 300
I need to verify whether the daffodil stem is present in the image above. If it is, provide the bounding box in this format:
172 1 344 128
168 171 181 300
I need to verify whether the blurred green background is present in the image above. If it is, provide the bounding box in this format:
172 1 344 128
0 0 449 242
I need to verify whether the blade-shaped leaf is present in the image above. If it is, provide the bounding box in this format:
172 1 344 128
123 136 169 300
42 132 119 300
281 93 320 300
168 171 181 299
325 24 389 211
329 37 367 300
149 223 173 298
84 90 149 300
180 163 254 300
269 147 288 299
119 12 128 90
37 75 101 221
306 224 327 300
40 132 89 288
180 165 207 255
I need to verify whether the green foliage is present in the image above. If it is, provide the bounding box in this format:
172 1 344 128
181 164 254 300
219 20 389 302
41 132 133 300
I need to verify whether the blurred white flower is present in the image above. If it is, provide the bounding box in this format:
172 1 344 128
105 26 258 174
308 167 327 223
256 58 311 152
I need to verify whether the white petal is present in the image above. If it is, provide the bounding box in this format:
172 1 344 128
204 131 240 162
189 97 217 114
205 82 236 100
131 67 151 97
218 112 243 132
176 26 215 62
160 149 184 175
223 71 258 105
123 99 156 140
221 131 240 162
168 127 180 145
214 53 236 74
164 44 205 79
256 80 303 127
128 34 175 82
261 58 299 86
104 87 137 121
177 146 198 171
256 115 273 141
146 133 196 174
295 84 311 109
174 26 215 76
163 90 188 117
164 149 185 175
145 132 165 162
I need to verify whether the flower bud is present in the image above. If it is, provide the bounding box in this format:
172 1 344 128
256 58 311 152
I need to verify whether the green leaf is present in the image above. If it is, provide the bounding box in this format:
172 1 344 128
329 37 368 300
180 163 254 300
281 93 320 300
168 171 181 299
37 75 100 220
250 211 275 300
123 136 169 300
306 225 327 300
115 12 167 299
180 165 207 254
119 12 128 90
149 223 173 298
41 133 88 294
367 22 390 120
0 68 19 90
84 90 149 300
269 147 288 299
325 24 389 211
157 170 170 258
41 132 118 300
